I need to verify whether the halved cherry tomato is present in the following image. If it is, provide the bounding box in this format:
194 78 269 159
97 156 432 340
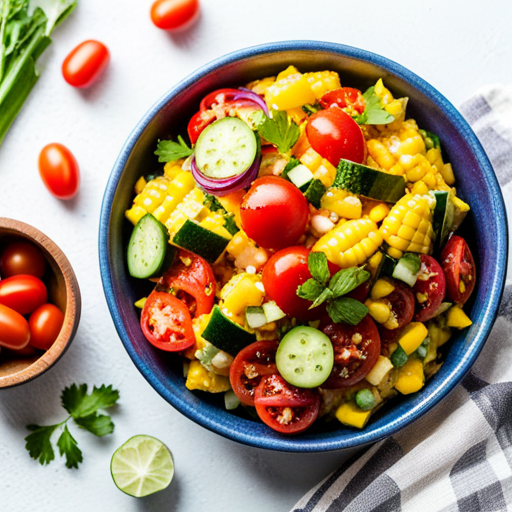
380 279 415 330
188 110 216 145
241 176 309 250
150 0 200 30
159 250 215 318
306 107 366 167
441 236 476 304
141 291 195 352
62 40 110 88
29 304 65 351
413 255 446 322
254 373 320 434
321 315 381 388
347 279 371 303
319 87 366 114
0 241 46 278
229 340 278 406
0 304 30 350
38 143 80 200
0 274 47 315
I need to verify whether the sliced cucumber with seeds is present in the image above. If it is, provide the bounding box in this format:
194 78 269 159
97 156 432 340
195 117 259 179
276 326 334 388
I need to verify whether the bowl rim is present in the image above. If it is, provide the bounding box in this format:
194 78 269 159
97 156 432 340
99 40 508 452
0 217 81 388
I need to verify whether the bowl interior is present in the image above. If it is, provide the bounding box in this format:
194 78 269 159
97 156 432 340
0 219 81 388
100 42 507 451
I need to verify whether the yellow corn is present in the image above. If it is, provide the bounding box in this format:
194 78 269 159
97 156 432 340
374 78 394 106
366 139 396 171
299 148 337 187
395 358 424 395
321 188 362 219
441 163 456 185
335 401 372 429
134 176 147 195
125 205 148 225
313 218 383 268
397 322 428 355
185 360 231 393
446 305 472 329
221 273 265 325
133 176 173 213
368 203 390 223
184 313 212 359
303 70 341 98
276 65 300 80
380 194 434 256
365 299 391 324
163 160 185 180
247 76 276 96
365 356 394 386
226 230 253 258
371 279 395 300
265 70 316 110
200 213 233 240
286 107 308 124
165 187 207 237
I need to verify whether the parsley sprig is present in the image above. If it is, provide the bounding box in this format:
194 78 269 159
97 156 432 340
353 86 395 126
252 109 300 154
25 384 120 469
154 135 193 163
297 252 370 325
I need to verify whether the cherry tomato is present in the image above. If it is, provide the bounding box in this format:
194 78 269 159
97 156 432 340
306 107 366 167
150 0 200 30
38 143 80 200
380 279 415 330
441 236 476 304
0 275 47 315
262 247 339 321
62 40 110 88
0 304 30 350
28 304 65 351
141 291 195 352
319 87 366 114
7 344 39 357
188 110 216 145
159 250 215 317
347 279 371 303
413 255 446 322
321 315 381 388
241 176 309 250
0 241 46 278
254 373 320 434
229 340 278 406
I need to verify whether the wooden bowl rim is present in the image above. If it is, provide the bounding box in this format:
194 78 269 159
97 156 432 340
0 217 81 388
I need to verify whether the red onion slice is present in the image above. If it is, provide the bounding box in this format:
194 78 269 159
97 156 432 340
234 88 269 115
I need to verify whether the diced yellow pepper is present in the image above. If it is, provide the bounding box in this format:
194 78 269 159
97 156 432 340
365 356 394 386
221 273 265 325
398 322 428 355
335 401 372 429
428 321 452 348
321 188 362 219
371 279 395 300
265 73 316 111
395 358 424 395
185 361 231 393
134 297 147 309
446 305 472 329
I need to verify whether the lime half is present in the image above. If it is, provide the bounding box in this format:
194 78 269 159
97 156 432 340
111 435 174 498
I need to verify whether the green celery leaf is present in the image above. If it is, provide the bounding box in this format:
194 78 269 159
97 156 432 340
308 252 330 285
296 278 326 301
74 413 115 437
25 424 58 465
329 267 370 298
62 384 120 419
56 424 83 469
326 297 369 325
310 287 333 309
252 109 300 154
155 135 193 163
30 0 77 35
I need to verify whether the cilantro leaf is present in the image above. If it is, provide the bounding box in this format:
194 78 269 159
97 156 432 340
56 425 83 469
25 424 58 465
62 384 119 419
75 414 115 437
310 287 333 309
154 135 193 163
326 297 369 325
329 267 370 298
308 252 330 285
252 109 300 154
61 383 88 415
296 279 326 301
353 87 395 126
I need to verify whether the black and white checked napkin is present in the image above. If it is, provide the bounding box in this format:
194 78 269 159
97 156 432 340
292 85 512 512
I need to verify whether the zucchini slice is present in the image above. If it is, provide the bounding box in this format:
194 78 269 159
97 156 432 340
431 190 454 249
303 179 327 208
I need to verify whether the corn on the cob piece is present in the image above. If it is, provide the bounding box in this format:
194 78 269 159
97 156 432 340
313 218 383 268
265 69 316 111
200 213 233 240
321 188 362 219
299 147 337 187
303 70 341 99
165 187 207 237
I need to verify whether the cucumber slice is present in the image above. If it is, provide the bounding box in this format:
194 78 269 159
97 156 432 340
303 179 327 208
287 164 314 190
262 301 286 323
202 305 256 356
111 435 174 498
276 326 334 388
392 253 421 287
127 214 174 279
245 306 267 329
173 220 230 263
195 117 258 179
431 190 454 249
334 159 406 203
280 157 301 179
224 390 241 410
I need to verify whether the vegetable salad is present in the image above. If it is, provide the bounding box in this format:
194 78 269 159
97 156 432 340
124 66 475 434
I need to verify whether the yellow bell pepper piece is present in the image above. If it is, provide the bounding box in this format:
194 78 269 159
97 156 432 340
185 361 230 393
265 72 316 111
335 401 372 429
395 358 424 395
446 305 472 329
397 322 428 355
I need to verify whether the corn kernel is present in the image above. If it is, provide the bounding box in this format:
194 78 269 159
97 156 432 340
321 188 362 219
369 203 390 223
371 279 395 300
125 205 148 225
185 361 230 393
387 247 403 259
366 300 391 324
134 176 147 195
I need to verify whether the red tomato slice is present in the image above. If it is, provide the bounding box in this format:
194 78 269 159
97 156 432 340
159 250 215 318
441 236 476 304
229 340 279 406
0 274 47 315
62 40 110 88
29 303 65 351
254 373 320 434
141 291 195 352
413 255 446 322
241 176 309 250
150 0 200 31
321 315 381 388
38 143 80 200
0 241 46 279
306 107 366 167
319 87 366 114
188 110 216 145
0 304 30 350
380 279 415 330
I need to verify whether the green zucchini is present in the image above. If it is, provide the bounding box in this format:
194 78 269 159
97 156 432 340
375 253 397 280
287 164 314 190
245 306 267 329
304 179 327 208
392 253 421 287
431 190 454 249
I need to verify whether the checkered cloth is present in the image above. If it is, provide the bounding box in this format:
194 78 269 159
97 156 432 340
292 86 512 512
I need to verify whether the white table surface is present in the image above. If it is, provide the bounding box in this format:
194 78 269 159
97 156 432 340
1 1 511 510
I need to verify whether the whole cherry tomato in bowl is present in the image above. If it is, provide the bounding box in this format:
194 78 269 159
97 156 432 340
0 241 46 278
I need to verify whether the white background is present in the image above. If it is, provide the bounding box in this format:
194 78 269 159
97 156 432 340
1 1 512 510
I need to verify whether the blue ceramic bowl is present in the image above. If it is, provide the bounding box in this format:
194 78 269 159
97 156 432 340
99 41 508 452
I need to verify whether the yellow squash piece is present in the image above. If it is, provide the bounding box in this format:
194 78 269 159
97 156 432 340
265 70 316 111
395 358 424 395
446 305 472 329
335 401 372 429
397 322 428 355
185 361 230 393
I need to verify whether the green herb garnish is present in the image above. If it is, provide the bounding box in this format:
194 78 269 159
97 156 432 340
353 86 395 126
154 135 193 163
252 109 300 154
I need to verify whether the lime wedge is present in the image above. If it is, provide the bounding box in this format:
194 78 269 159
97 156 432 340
111 435 174 498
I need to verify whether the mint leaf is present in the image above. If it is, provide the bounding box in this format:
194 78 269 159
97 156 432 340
56 425 83 469
353 86 395 126
326 297 369 325
308 252 330 285
310 287 333 309
75 414 115 437
155 135 193 163
252 109 300 154
297 279 326 301
329 267 370 298
25 424 58 465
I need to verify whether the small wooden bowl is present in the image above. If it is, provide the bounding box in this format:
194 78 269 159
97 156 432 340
0 218 81 388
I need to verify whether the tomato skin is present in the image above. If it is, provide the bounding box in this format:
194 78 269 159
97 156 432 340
0 275 47 315
62 40 110 88
0 304 30 350
141 291 195 352
28 304 65 351
159 250 215 317
0 241 46 278
38 143 80 200
150 0 200 30
241 176 309 250
319 87 366 114
413 255 446 322
441 236 476 304
188 110 216 145
306 107 366 167
322 315 381 388
381 279 415 330
254 373 320 434
229 340 279 406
